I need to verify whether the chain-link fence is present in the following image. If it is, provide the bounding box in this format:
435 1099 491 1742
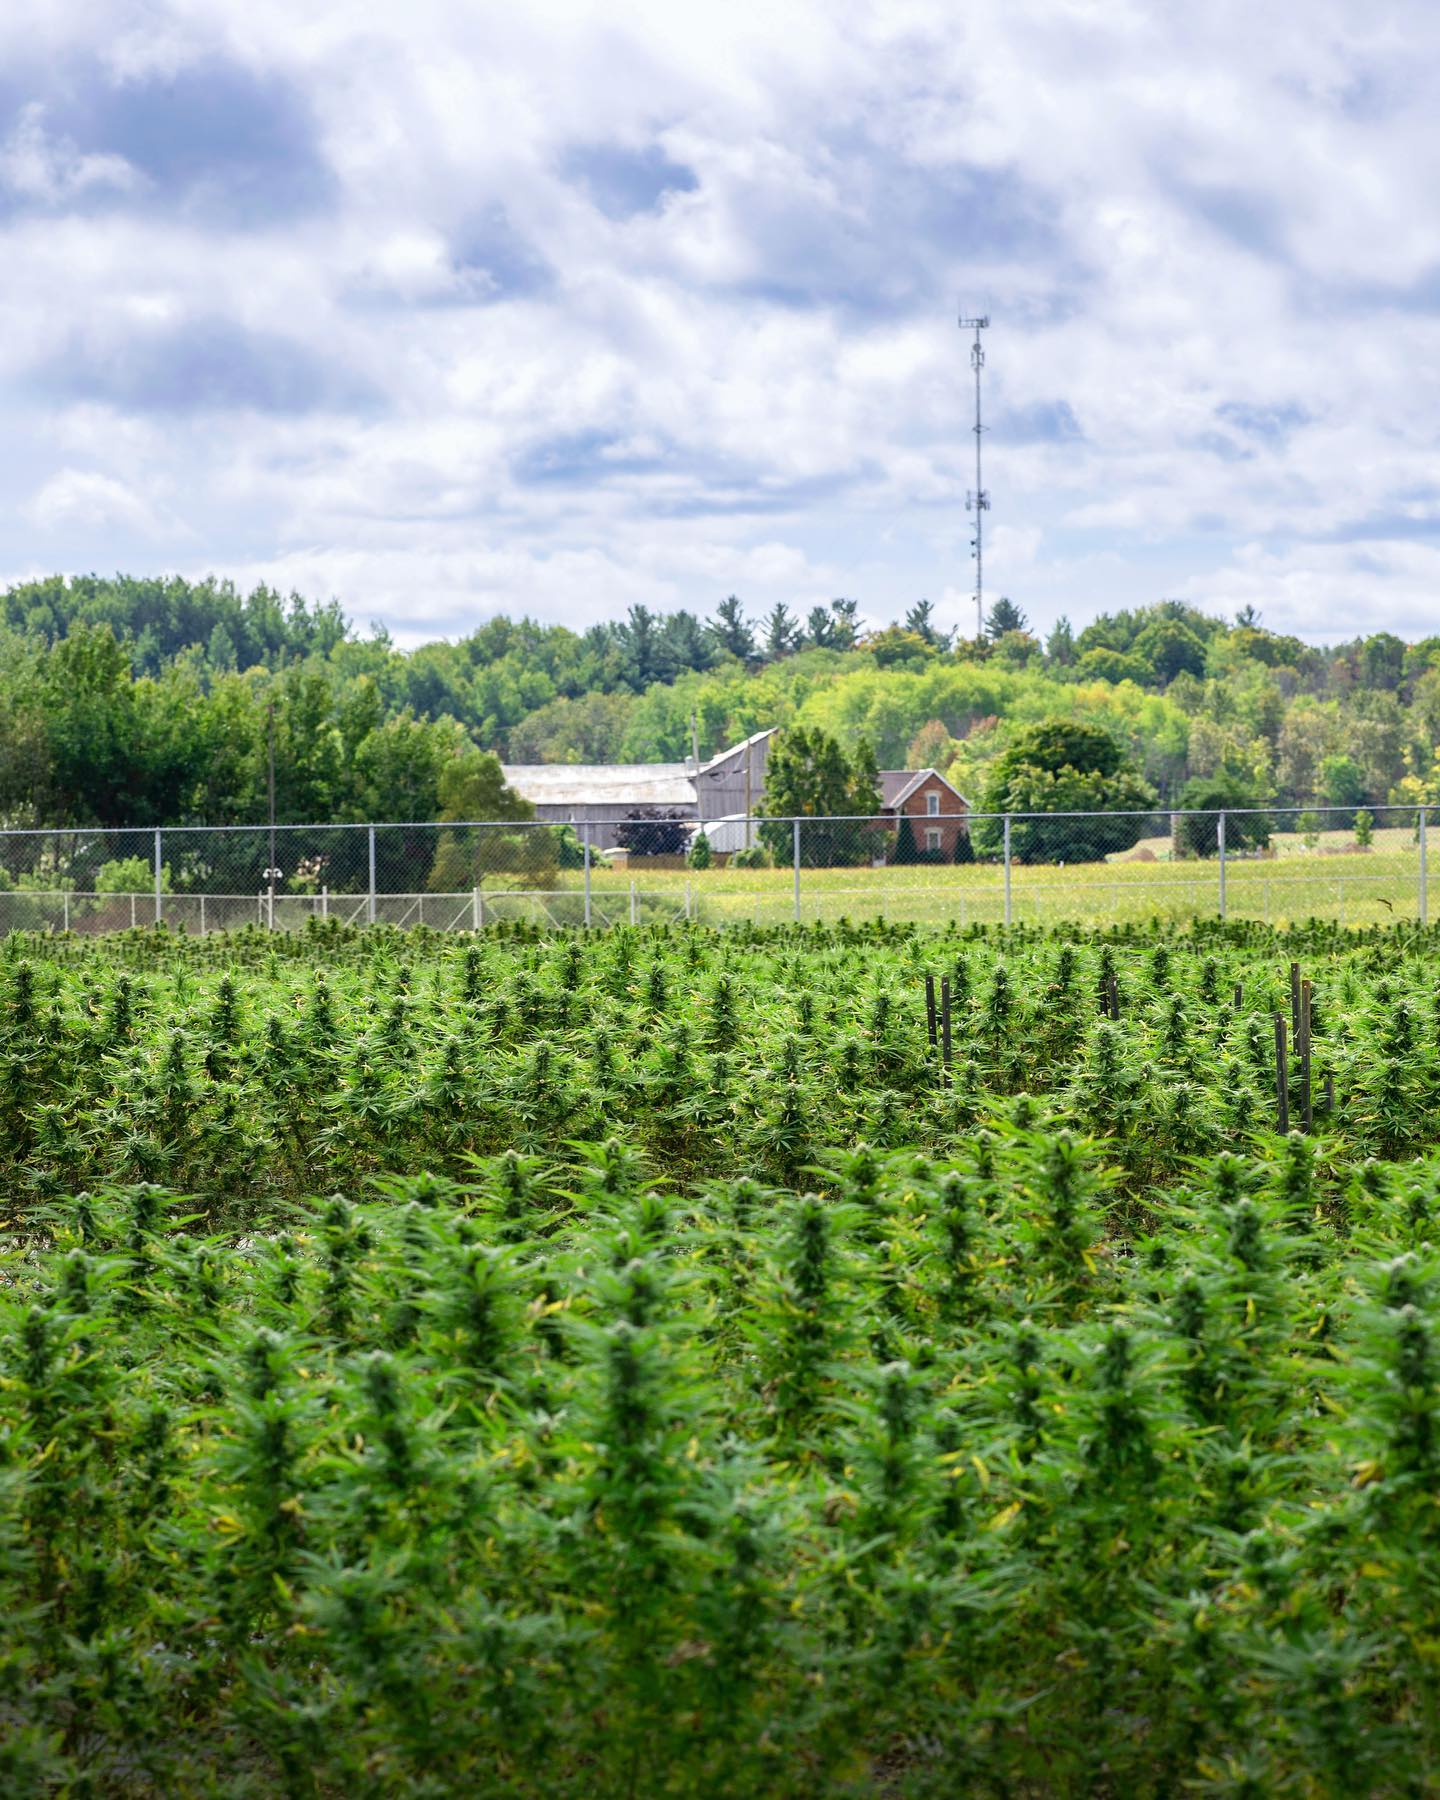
0 805 1430 934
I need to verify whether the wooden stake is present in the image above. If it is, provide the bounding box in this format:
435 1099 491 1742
1108 972 1120 1019
925 974 938 1047
1300 978 1313 1133
1274 1014 1289 1133
1325 1070 1335 1112
1232 981 1243 1008
1290 962 1301 1038
940 976 953 1074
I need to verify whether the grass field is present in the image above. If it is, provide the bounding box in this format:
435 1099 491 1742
0 827 1423 937
561 826 1431 930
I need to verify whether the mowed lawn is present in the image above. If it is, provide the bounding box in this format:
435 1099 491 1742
567 826 1428 929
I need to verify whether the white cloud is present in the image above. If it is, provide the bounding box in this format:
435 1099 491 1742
27 469 165 535
1 1 1440 639
0 102 139 203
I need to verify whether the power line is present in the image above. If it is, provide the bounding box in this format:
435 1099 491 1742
960 311 990 640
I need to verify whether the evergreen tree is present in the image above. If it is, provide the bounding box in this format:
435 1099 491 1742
762 604 801 662
707 596 755 661
829 599 860 650
804 606 836 649
1046 616 1076 668
893 814 919 864
655 610 714 680
904 600 950 649
616 605 661 690
984 597 1028 641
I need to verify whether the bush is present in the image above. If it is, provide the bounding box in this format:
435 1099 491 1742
96 856 171 894
617 810 691 856
688 830 712 870
1175 774 1270 856
1355 808 1374 848
731 842 773 869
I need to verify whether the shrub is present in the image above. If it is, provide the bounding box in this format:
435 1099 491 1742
96 856 172 894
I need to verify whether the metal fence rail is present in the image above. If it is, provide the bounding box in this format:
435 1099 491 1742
0 805 1427 935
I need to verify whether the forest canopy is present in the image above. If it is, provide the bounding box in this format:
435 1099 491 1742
0 574 1437 829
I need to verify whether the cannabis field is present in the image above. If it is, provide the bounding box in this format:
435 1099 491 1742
6 915 1440 1794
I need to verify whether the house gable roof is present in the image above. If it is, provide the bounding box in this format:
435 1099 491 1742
879 768 970 810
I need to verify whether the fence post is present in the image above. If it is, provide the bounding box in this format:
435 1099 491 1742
472 885 481 930
322 885 329 919
582 823 592 928
267 884 275 930
792 819 801 923
1218 810 1227 919
1421 806 1429 926
199 894 205 936
154 826 163 926
1002 814 1012 927
367 825 377 925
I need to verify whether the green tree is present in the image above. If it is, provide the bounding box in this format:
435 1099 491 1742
761 604 801 662
759 726 881 867
1319 753 1367 812
1131 617 1207 685
655 611 714 680
616 605 662 690
992 630 1042 670
904 600 949 649
1174 773 1270 857
892 814 919 864
984 597 1027 641
707 596 755 662
688 829 712 870
804 606 837 650
428 752 544 891
1077 647 1150 685
1046 616 1076 668
863 626 935 669
507 691 635 763
972 721 1157 863
829 599 860 651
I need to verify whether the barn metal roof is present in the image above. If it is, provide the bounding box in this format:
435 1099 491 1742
502 763 696 808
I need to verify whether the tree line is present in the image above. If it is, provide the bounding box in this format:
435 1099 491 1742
2 573 1439 832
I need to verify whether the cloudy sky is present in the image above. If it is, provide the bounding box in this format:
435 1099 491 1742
1 0 1436 645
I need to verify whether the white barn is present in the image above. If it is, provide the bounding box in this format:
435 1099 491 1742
503 728 776 852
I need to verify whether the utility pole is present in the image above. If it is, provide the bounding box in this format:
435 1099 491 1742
960 312 990 641
264 701 281 906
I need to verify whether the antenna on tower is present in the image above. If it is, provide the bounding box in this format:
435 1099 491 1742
959 311 990 641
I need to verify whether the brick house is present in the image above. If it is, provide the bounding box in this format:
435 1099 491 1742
879 769 970 858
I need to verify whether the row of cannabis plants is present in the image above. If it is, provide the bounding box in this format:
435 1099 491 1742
3 1129 1440 1792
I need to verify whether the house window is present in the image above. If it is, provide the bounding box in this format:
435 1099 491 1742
925 828 942 851
926 791 940 815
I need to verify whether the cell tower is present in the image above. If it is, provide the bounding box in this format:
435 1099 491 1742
960 311 990 640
